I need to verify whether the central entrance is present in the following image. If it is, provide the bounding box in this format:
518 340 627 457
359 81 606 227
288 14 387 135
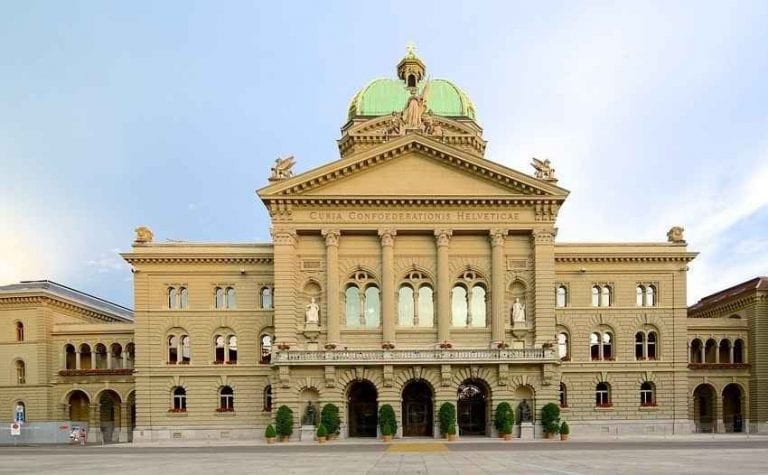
402 380 433 437
457 379 488 436
348 380 378 437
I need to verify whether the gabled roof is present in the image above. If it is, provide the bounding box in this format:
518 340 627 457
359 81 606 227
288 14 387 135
258 134 569 202
0 280 133 322
689 276 768 314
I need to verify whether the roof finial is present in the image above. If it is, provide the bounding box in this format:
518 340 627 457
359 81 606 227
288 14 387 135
406 41 417 58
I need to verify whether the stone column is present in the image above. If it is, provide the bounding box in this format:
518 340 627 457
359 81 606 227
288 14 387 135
715 341 720 364
322 229 341 347
435 229 453 342
107 351 112 370
271 227 299 345
532 228 556 346
90 351 96 370
730 345 735 364
75 350 81 370
119 402 130 442
379 229 397 345
490 229 507 345
89 403 101 442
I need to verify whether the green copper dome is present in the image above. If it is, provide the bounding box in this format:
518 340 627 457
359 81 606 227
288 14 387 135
347 78 476 121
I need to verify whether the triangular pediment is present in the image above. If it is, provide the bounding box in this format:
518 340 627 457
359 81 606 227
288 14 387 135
258 135 569 201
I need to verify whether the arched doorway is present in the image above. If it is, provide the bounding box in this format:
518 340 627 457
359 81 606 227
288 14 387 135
98 390 121 443
68 390 90 422
723 384 743 433
457 379 488 436
402 380 433 437
693 384 716 433
347 381 377 437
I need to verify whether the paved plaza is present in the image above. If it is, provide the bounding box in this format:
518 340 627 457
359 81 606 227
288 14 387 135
1 437 768 474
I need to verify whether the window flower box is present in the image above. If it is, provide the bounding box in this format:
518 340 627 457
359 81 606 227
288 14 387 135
595 403 613 408
225 360 237 365
168 408 187 413
640 402 657 407
215 408 235 413
179 360 190 365
496 342 509 349
277 343 291 351
213 360 224 365
324 343 337 350
439 341 453 349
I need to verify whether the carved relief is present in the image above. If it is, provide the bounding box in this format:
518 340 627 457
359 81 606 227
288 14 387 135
378 229 397 247
489 229 506 247
134 226 153 244
270 227 298 246
434 229 453 247
322 229 340 247
531 157 556 182
667 226 685 243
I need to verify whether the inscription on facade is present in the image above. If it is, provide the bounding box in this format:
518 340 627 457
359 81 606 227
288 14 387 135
308 210 521 223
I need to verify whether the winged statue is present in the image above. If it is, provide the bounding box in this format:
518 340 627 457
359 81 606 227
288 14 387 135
270 155 296 181
531 157 556 181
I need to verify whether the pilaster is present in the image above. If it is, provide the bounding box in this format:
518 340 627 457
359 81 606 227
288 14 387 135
435 229 453 342
271 226 299 345
490 229 507 345
379 229 397 345
322 229 341 347
531 228 555 346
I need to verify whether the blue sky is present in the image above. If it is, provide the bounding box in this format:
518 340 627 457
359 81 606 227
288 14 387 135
1 1 767 307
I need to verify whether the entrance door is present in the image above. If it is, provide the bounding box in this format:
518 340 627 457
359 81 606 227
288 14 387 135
458 380 487 436
348 381 377 437
723 384 743 433
402 380 433 437
693 384 716 433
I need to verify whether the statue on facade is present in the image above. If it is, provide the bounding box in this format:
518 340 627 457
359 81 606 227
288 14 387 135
305 297 320 325
512 297 526 323
531 157 556 181
269 155 295 181
402 80 430 129
518 399 532 423
134 226 154 244
301 402 318 426
667 226 685 243
384 112 405 137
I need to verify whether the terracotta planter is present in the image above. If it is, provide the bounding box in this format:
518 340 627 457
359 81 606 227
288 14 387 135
382 435 393 443
546 432 555 439
560 434 569 441
266 437 276 444
447 434 457 442
317 436 327 443
504 433 513 441
280 436 290 442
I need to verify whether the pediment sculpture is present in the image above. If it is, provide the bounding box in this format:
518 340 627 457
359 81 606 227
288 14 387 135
270 156 295 181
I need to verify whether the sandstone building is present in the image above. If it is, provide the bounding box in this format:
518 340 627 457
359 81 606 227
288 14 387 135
2 49 764 441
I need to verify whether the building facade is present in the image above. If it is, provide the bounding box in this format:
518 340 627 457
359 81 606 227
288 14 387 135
3 50 765 441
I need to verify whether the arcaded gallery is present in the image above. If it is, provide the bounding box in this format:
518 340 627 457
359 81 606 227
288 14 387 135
2 48 766 443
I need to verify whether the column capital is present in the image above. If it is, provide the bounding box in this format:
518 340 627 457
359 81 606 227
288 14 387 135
434 229 453 247
322 229 340 247
378 229 397 247
489 229 507 247
270 226 298 246
531 228 557 245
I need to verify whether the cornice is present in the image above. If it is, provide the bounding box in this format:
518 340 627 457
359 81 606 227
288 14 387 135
688 294 764 319
555 254 697 264
266 196 564 207
0 295 130 323
122 255 274 265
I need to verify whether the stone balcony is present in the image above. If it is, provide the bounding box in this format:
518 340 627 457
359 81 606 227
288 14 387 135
272 348 557 366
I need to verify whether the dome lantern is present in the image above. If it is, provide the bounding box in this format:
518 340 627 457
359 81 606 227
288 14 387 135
397 42 426 89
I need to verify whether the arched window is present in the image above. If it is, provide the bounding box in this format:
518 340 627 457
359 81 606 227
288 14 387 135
556 285 568 308
260 334 272 364
65 344 76 370
79 344 92 370
14 401 25 423
596 382 611 407
451 285 468 326
94 343 108 369
590 331 613 361
635 332 646 360
219 386 234 412
168 287 178 309
705 338 717 363
226 287 236 309
647 331 657 360
600 286 611 307
719 339 731 364
168 336 179 364
214 335 225 363
559 383 568 408
418 286 434 327
260 287 273 310
640 382 655 406
407 74 416 88
125 343 135 368
557 332 569 360
15 360 26 385
452 270 487 328
636 285 644 306
181 335 190 363
263 385 273 412
690 338 703 363
637 284 657 307
172 387 187 411
179 287 188 309
227 336 237 363
344 271 380 328
110 343 123 369
214 287 225 309
591 286 600 307
398 285 415 326
214 332 237 364
734 339 744 364
470 286 487 327
15 322 24 342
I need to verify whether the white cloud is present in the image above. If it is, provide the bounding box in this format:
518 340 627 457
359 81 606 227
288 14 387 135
87 248 129 274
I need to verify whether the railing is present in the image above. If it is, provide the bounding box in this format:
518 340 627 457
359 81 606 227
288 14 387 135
58 368 134 376
273 348 556 365
687 363 750 370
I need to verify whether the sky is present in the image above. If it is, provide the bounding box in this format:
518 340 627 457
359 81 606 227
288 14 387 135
1 1 767 308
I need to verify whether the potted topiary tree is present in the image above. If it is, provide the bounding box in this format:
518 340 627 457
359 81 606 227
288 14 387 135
559 421 569 441
316 423 328 443
494 402 514 439
502 419 513 441
541 402 561 439
321 403 340 440
378 404 397 441
381 422 394 443
265 424 277 444
275 405 294 442
438 402 457 440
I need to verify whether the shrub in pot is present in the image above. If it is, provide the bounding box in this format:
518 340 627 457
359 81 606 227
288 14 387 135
275 405 294 441
502 420 513 441
316 423 328 443
494 402 514 438
438 402 457 438
446 422 457 441
321 404 340 439
381 422 394 442
378 404 397 439
541 402 561 437
265 424 277 444
559 421 570 441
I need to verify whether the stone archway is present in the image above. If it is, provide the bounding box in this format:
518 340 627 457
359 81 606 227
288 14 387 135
722 384 743 433
693 384 716 433
68 390 90 422
347 380 377 438
402 380 433 437
98 390 122 443
457 379 489 436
